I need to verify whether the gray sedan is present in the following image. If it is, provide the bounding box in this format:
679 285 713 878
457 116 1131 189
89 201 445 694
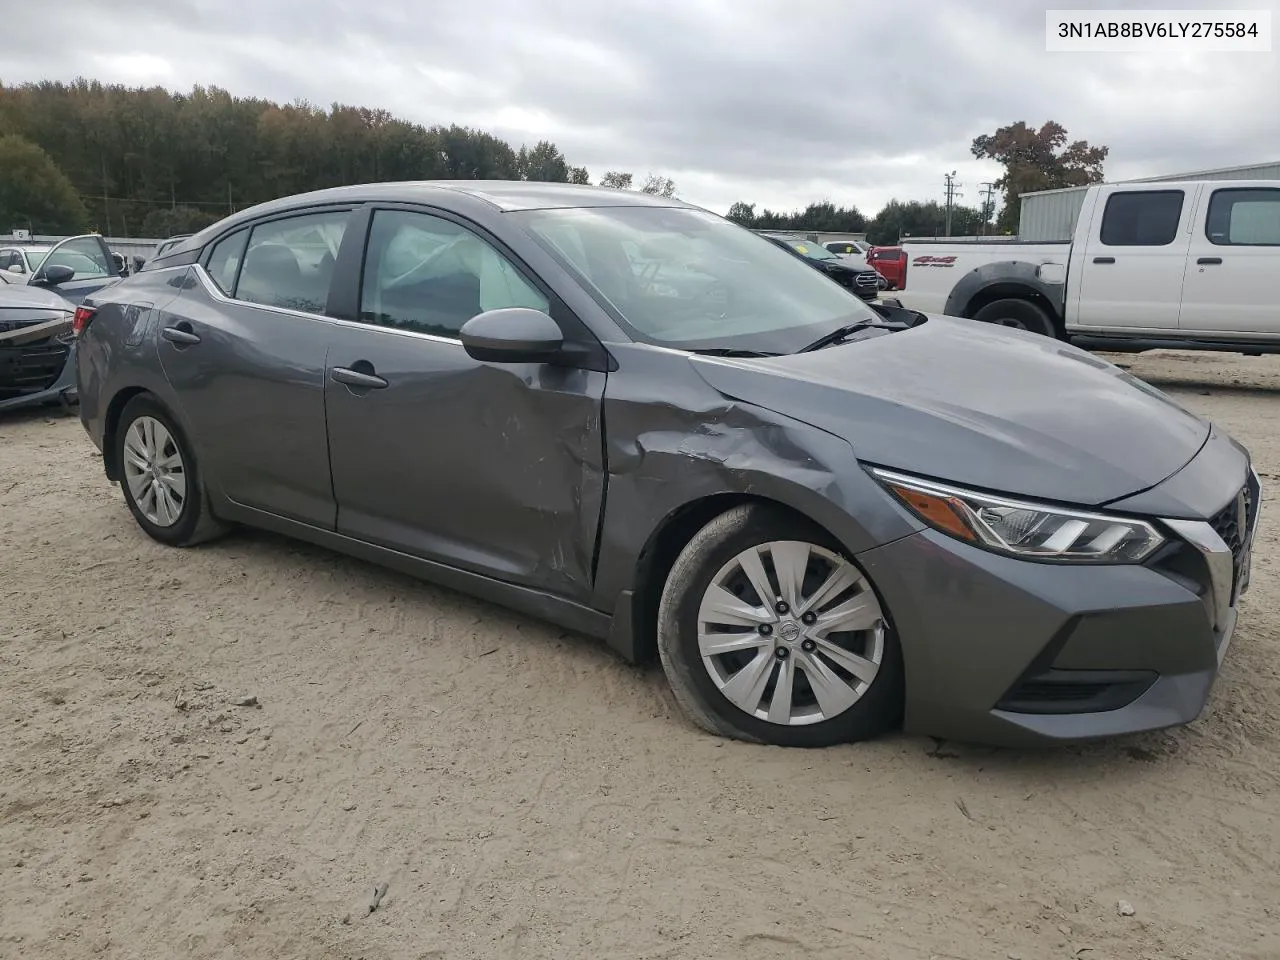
74 181 1261 748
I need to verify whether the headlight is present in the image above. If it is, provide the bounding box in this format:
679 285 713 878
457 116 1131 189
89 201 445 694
870 468 1165 563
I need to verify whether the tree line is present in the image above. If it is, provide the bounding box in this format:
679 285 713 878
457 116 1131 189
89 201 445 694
0 79 678 237
726 199 994 245
0 80 1106 246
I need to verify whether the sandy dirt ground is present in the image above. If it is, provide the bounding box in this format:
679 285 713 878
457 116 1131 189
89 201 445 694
2 350 1279 960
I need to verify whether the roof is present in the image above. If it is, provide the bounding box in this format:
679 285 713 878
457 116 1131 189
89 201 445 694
163 180 702 261
1019 159 1280 199
234 180 696 218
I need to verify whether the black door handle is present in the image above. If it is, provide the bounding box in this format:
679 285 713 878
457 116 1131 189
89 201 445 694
1092 256 1116 264
331 365 388 390
1197 257 1223 265
161 321 200 345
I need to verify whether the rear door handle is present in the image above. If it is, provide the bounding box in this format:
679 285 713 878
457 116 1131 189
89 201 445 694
331 365 388 390
160 322 200 345
1197 257 1223 265
1092 256 1116 264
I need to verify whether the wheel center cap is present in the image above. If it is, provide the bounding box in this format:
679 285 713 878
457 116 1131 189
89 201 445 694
778 620 802 643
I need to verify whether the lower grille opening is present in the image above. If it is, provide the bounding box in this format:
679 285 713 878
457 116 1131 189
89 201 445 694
0 342 71 400
996 668 1157 715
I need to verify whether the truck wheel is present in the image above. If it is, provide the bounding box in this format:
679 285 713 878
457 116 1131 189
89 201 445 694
972 298 1057 338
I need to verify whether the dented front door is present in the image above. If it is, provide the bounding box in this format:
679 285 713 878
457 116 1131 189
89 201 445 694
322 322 606 599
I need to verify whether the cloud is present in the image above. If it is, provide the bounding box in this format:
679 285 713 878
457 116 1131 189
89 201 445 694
1 0 1276 219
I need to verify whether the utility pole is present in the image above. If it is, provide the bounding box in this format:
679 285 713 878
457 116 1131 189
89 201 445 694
979 182 996 235
943 171 962 237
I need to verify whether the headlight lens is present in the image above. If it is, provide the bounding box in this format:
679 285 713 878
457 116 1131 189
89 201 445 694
871 468 1165 563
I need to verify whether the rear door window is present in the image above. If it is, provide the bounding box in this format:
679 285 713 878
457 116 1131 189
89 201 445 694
233 211 350 314
1205 188 1280 245
1099 190 1185 246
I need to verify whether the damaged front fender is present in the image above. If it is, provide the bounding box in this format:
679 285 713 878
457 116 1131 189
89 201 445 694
593 343 923 662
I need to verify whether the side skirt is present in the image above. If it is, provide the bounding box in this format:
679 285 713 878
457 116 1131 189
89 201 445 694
215 498 616 643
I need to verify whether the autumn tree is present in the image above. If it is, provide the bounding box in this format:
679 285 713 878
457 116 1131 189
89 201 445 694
971 121 1108 233
0 134 89 233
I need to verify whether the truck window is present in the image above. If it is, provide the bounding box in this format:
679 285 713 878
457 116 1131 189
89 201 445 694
1099 190 1184 247
1205 188 1280 246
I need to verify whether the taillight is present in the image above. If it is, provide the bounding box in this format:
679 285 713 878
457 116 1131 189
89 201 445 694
71 305 96 337
899 252 908 289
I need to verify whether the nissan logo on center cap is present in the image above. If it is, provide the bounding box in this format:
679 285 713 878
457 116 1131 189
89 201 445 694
779 621 802 642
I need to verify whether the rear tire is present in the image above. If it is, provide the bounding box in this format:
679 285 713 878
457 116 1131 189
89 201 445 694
972 298 1057 338
115 394 227 547
656 504 903 747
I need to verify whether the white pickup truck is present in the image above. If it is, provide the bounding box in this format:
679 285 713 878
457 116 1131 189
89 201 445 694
892 179 1280 354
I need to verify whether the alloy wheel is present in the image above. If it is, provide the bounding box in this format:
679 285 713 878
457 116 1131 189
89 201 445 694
122 416 188 527
696 540 886 726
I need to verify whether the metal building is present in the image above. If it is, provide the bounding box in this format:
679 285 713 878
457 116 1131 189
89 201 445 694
1016 159 1280 241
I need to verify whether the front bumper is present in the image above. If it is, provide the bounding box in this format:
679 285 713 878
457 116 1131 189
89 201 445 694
0 332 78 414
858 464 1261 748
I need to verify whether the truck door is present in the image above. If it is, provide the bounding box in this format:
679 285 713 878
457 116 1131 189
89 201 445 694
1178 183 1280 336
1071 186 1196 331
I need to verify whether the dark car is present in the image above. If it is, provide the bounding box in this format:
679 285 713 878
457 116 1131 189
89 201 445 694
75 181 1260 749
761 233 884 300
0 234 121 414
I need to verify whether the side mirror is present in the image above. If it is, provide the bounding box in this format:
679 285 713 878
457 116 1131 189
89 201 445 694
459 307 564 364
5 265 23 274
36 263 76 285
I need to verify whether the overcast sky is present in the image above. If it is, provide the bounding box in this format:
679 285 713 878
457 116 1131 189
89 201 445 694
2 0 1277 218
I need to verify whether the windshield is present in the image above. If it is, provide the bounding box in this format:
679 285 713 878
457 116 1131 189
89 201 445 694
782 238 838 261
512 206 877 353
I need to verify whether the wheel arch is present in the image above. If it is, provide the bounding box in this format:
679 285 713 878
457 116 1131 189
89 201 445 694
101 384 198 483
606 492 858 665
102 386 153 481
944 261 1067 332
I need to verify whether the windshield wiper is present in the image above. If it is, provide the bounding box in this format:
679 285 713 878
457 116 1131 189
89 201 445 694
690 348 782 358
796 319 891 353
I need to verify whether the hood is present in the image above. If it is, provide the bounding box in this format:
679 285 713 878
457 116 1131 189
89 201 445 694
690 315 1210 506
0 284 74 314
820 258 875 276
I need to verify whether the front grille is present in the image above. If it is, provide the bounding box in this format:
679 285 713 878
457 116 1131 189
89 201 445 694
1209 475 1259 601
853 273 880 290
0 341 70 400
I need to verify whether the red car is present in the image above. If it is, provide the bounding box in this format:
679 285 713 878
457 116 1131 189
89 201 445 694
867 245 906 290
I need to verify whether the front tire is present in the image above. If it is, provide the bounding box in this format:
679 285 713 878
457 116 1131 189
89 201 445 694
656 504 903 747
115 394 226 547
972 297 1057 338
